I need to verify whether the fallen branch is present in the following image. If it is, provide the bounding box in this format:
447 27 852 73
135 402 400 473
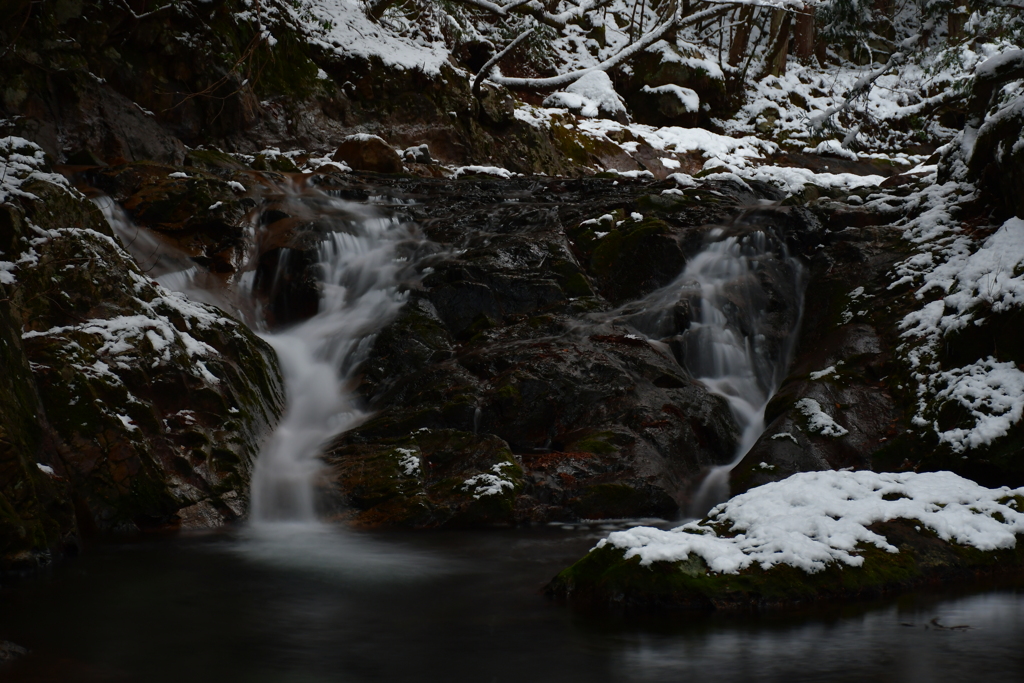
484 4 728 91
808 51 905 135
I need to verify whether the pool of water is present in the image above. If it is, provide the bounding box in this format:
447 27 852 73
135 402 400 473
2 524 1023 682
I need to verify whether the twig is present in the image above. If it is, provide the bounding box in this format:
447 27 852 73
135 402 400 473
114 0 174 20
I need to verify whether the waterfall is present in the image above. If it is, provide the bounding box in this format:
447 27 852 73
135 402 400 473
611 221 804 518
97 182 421 525
250 219 412 522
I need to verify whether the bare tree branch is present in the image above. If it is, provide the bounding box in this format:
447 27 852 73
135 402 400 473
451 0 615 28
114 0 174 20
483 4 728 91
473 27 535 98
808 51 905 135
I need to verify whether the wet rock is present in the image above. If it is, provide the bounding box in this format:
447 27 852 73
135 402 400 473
625 44 735 126
332 134 404 174
627 84 701 128
84 162 257 275
546 519 1024 612
318 174 815 525
0 281 79 575
477 83 517 127
0 156 284 538
324 430 522 527
731 201 914 494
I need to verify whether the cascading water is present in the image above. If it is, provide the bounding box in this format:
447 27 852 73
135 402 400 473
97 182 422 525
250 212 413 522
610 220 804 517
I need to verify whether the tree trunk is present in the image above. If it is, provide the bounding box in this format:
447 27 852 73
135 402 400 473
761 9 791 78
948 9 967 41
792 4 815 62
728 5 756 68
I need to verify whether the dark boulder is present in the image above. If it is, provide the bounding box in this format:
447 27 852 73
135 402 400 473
333 134 404 174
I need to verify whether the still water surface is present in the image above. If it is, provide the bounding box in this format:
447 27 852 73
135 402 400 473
2 525 1023 682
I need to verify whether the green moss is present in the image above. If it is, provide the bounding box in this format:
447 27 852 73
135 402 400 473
495 383 521 401
589 217 670 278
569 431 617 455
563 272 593 297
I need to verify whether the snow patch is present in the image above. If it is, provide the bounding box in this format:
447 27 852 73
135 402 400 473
796 398 849 437
641 84 700 112
462 462 515 499
599 470 1024 574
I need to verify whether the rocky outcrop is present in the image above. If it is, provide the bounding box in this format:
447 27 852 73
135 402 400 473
332 135 404 173
547 518 1024 612
0 140 284 570
310 172 812 526
546 471 1024 612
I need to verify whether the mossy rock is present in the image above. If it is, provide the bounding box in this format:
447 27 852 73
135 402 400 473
3 171 284 534
325 429 523 528
569 483 677 520
547 519 1024 611
580 216 685 303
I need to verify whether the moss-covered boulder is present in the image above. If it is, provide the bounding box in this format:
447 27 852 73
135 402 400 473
547 471 1024 611
324 429 523 528
0 284 79 575
0 140 284 537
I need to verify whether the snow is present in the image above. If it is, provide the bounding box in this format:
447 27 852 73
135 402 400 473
395 447 421 476
641 84 700 113
462 462 515 499
930 360 1024 451
796 398 849 437
544 71 628 120
809 365 839 380
0 137 76 204
168 172 189 179
116 414 139 432
294 0 450 75
453 165 514 179
892 184 1024 451
227 181 247 193
304 155 351 173
599 470 1024 574
0 260 16 285
17 228 234 388
804 139 860 160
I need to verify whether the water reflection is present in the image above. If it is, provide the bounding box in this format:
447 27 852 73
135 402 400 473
613 591 1024 683
0 530 1022 683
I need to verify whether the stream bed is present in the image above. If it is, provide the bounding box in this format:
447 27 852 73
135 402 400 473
2 525 1023 683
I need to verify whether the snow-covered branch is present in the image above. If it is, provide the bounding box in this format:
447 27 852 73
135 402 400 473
452 0 615 28
113 0 175 20
482 4 727 91
473 27 535 98
808 51 905 134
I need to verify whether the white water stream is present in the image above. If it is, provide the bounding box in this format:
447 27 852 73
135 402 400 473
98 184 418 525
612 224 803 517
101 185 800 526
